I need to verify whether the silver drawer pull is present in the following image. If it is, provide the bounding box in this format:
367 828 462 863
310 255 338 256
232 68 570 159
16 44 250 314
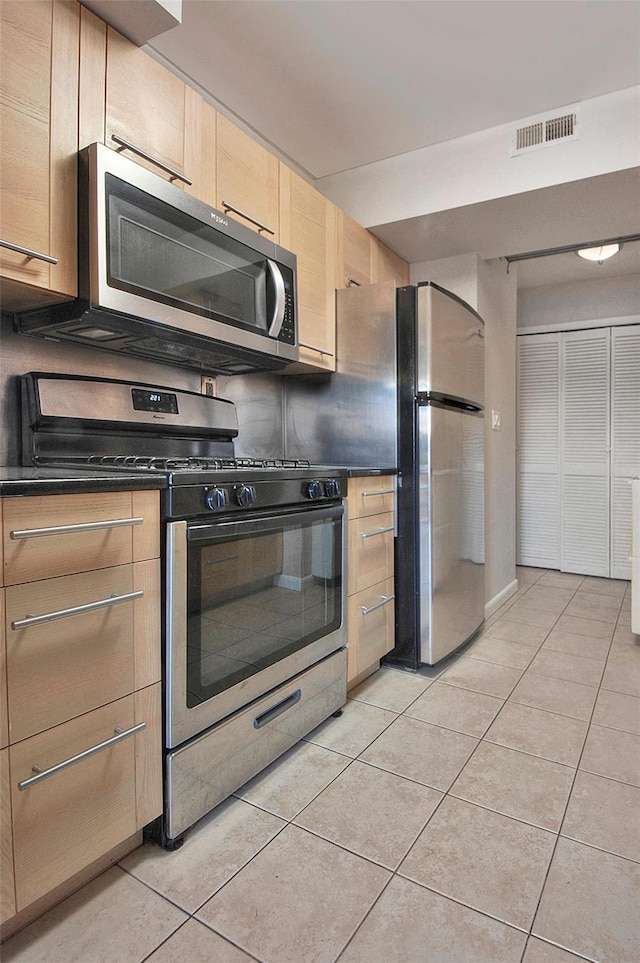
10 516 144 540
111 134 193 186
0 238 58 265
362 488 395 497
254 689 302 729
221 201 275 236
18 722 146 791
300 341 332 356
11 590 144 630
361 525 394 540
361 594 395 617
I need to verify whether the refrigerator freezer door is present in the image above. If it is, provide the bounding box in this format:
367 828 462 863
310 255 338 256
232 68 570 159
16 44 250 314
418 403 485 664
416 285 484 406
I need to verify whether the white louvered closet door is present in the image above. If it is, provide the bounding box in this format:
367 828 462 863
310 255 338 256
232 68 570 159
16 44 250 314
560 329 610 576
516 334 560 568
611 326 640 579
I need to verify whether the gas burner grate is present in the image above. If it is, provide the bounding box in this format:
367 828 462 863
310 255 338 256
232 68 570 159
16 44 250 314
35 455 312 473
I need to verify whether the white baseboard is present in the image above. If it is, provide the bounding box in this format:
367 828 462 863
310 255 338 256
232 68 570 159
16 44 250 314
485 579 518 619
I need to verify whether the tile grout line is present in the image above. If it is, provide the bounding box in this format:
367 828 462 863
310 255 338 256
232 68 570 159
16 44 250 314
522 576 630 960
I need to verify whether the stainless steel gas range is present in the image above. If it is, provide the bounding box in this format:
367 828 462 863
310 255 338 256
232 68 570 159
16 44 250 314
22 373 347 847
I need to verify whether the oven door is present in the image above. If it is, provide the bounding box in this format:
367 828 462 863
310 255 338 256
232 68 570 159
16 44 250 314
166 504 344 748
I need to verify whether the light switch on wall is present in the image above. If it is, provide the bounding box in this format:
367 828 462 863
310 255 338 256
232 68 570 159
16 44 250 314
491 409 501 430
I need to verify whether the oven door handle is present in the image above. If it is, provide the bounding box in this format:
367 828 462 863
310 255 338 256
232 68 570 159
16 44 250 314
186 504 343 542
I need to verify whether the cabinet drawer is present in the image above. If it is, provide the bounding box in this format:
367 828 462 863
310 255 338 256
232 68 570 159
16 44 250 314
10 695 138 911
5 564 146 743
348 578 395 678
3 491 159 585
348 511 394 595
348 476 395 518
0 746 15 923
0 588 7 750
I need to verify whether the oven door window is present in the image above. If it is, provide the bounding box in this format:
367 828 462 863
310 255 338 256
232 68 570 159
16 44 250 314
185 507 342 706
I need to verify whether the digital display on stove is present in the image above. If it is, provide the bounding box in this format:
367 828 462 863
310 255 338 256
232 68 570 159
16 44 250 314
131 388 179 414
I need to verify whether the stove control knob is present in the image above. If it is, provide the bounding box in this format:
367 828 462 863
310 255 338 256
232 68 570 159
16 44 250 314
324 478 340 498
305 480 325 500
206 487 228 511
235 484 256 508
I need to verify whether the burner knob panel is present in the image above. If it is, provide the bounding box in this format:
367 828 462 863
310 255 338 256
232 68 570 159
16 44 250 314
235 484 256 508
206 487 229 511
305 480 325 500
324 478 340 498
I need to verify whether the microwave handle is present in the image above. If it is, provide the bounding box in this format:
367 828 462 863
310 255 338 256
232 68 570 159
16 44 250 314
266 259 286 339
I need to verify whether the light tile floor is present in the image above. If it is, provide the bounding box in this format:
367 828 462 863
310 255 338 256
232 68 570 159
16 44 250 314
4 568 639 962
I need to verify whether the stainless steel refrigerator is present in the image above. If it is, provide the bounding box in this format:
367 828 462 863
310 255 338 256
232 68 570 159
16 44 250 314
392 282 485 668
285 279 485 668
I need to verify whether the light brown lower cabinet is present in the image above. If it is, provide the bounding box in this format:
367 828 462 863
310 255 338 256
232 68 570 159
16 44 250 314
0 489 163 925
345 476 396 687
9 685 161 912
347 577 395 681
0 747 15 923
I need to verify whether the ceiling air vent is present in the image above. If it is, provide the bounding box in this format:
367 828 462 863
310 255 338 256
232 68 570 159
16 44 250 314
511 108 579 156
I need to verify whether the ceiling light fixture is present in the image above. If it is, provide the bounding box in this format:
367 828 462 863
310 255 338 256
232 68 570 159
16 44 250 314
503 232 640 271
576 243 620 264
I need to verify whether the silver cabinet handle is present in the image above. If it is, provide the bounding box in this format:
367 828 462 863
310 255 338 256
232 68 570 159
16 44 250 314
300 342 332 355
346 276 361 287
361 594 395 617
17 722 146 791
362 488 395 497
361 525 394 540
221 201 275 236
266 258 285 338
0 238 58 265
11 590 144 630
10 516 144 540
111 134 193 186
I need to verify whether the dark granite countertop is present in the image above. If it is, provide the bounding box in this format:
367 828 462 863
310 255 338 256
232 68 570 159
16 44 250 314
0 467 167 497
311 466 397 477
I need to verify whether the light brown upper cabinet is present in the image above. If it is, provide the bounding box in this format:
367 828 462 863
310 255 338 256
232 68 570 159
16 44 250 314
280 165 337 373
0 0 79 308
216 115 279 241
371 237 410 286
105 28 187 184
337 210 372 289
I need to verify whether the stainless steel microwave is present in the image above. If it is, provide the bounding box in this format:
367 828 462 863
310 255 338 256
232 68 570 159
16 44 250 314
16 143 299 375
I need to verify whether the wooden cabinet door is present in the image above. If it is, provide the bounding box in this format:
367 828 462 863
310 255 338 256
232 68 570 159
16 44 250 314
1 589 8 751
280 165 337 372
3 490 158 585
105 27 186 183
348 511 395 596
184 87 217 208
0 0 79 303
371 237 410 286
6 565 140 742
348 577 395 678
217 115 279 241
10 695 137 911
337 210 372 289
0 747 15 923
347 476 396 519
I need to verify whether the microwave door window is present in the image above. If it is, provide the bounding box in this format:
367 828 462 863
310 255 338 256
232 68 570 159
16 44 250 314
106 181 267 333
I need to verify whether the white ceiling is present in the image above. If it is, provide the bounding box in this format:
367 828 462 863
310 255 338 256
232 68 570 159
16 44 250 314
144 0 640 289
